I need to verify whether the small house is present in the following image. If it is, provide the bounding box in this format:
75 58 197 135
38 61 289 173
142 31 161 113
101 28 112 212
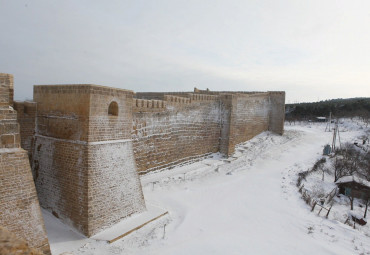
336 176 370 200
315 117 327 122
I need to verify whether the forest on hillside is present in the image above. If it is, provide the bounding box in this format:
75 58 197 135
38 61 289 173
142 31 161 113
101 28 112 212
286 98 370 122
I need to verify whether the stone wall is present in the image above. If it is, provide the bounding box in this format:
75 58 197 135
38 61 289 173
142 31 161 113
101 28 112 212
227 93 271 155
0 226 44 255
32 84 146 237
32 136 89 234
87 141 145 235
0 73 13 107
0 150 50 254
0 73 50 254
132 91 285 171
13 101 37 153
86 87 145 236
132 95 222 173
268 92 285 135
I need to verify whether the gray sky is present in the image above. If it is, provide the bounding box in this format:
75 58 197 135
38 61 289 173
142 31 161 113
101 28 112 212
1 0 369 103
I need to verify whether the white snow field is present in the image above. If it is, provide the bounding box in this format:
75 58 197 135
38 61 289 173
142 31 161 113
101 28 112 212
47 120 370 255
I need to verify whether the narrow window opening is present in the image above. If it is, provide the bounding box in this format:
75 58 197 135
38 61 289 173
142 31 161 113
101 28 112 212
108 101 118 116
23 106 29 115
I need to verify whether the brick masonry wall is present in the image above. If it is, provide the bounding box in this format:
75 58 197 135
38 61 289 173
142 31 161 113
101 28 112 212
88 87 133 142
0 107 20 149
0 73 13 107
13 101 37 153
32 135 89 235
227 93 271 155
132 99 223 173
268 92 285 135
219 95 233 155
0 150 50 254
32 84 146 237
0 73 50 254
87 141 146 236
0 226 45 255
34 85 91 141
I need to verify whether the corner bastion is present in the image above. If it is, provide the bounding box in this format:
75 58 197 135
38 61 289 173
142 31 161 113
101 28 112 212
30 84 146 237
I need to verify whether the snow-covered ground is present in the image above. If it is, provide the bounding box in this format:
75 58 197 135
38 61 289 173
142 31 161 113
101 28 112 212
49 120 370 255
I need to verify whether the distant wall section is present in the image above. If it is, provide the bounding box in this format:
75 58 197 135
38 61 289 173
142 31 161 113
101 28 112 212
132 94 223 173
227 93 271 155
268 92 285 135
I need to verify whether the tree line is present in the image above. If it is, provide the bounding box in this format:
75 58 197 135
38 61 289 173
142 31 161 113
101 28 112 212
286 97 370 121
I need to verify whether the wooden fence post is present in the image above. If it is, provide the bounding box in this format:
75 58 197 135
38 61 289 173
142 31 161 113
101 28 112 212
326 205 332 218
311 201 317 212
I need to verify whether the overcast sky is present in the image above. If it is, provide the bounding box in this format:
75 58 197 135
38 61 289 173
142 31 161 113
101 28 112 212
1 0 369 103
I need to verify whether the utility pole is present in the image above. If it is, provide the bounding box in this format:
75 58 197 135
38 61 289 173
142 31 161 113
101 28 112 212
325 112 332 132
331 119 341 152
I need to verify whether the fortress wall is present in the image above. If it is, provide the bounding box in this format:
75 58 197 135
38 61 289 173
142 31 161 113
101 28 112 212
0 107 20 149
135 92 192 100
0 73 50 254
132 99 222 173
34 85 91 141
88 86 134 142
32 84 146 237
31 85 92 234
0 226 45 255
0 73 13 106
219 95 233 155
0 150 51 254
13 101 37 153
86 87 146 236
227 93 271 155
268 92 285 135
87 141 145 236
133 98 167 113
32 136 89 235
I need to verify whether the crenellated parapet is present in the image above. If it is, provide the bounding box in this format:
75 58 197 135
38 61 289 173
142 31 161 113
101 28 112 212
189 93 219 101
133 98 167 112
164 95 191 104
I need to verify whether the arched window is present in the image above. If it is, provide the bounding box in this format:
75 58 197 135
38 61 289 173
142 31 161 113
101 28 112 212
108 101 118 116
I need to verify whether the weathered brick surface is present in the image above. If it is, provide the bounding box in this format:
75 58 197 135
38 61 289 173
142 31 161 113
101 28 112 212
0 73 50 254
227 93 271 155
133 91 285 168
0 226 45 255
0 73 13 106
31 84 146 237
33 85 91 141
88 87 133 142
14 101 37 153
0 151 50 254
0 107 21 149
268 92 285 135
32 136 89 234
88 141 145 235
133 98 222 173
